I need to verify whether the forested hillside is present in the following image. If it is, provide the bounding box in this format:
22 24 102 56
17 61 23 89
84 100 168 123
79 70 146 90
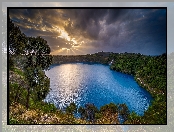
108 53 167 124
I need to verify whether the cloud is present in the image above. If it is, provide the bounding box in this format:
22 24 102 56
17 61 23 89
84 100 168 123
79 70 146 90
9 8 166 55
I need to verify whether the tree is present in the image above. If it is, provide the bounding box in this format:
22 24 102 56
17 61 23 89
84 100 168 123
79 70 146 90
84 103 99 123
8 18 52 109
66 102 77 114
8 17 28 71
125 111 141 124
23 36 52 109
78 106 86 119
9 17 27 55
100 103 118 114
118 104 130 123
99 103 119 124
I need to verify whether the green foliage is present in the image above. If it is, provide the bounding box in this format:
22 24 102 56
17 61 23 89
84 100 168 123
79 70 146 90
8 19 52 109
23 36 52 109
142 98 166 124
118 103 130 122
95 112 103 120
78 106 86 119
85 103 99 122
9 117 28 124
77 103 99 123
9 17 166 124
9 117 19 124
9 17 27 55
100 103 130 124
29 100 57 113
13 67 24 77
9 82 27 105
23 66 50 102
109 52 166 124
66 102 77 114
125 112 142 124
126 98 166 124
26 37 52 70
100 102 118 114
110 53 166 97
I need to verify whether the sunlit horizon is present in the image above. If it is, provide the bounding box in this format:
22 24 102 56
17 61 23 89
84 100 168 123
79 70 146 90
9 8 166 56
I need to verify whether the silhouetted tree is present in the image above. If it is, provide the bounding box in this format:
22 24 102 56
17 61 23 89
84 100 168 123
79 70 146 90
8 18 52 109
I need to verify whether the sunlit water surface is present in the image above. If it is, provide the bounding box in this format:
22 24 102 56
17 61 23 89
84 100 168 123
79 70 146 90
44 63 153 116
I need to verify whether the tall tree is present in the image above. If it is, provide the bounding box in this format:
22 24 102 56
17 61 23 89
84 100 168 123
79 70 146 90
9 17 27 55
24 36 52 109
8 18 52 109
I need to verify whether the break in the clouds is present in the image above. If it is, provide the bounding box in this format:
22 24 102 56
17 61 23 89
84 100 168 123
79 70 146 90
9 8 166 55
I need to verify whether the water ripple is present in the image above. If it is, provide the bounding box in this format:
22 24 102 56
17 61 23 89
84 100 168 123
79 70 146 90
44 63 153 115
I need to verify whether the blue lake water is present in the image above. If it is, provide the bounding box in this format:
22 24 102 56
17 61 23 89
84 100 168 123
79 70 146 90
44 63 153 116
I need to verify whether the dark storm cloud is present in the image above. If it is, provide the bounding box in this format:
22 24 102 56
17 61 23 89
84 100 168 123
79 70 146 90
62 9 108 40
9 9 39 21
120 9 166 55
9 8 166 55
93 9 166 55
105 9 130 24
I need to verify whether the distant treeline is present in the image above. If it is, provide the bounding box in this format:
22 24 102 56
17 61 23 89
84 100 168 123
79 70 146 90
51 52 110 65
8 17 166 124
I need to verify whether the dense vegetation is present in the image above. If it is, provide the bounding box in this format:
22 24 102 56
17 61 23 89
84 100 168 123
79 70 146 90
108 53 167 124
9 16 52 109
8 18 166 124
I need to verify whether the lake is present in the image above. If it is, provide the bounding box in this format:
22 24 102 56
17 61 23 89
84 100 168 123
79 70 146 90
44 63 153 116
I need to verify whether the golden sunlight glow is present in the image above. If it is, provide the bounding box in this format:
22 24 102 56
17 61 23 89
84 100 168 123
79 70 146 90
42 26 46 31
72 47 84 54
52 26 70 41
58 28 71 41
52 25 78 45
72 45 79 48
51 49 64 55
70 48 76 55
58 64 82 97
50 24 87 55
71 38 77 44
51 45 86 55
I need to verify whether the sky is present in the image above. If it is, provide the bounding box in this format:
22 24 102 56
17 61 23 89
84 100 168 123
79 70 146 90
9 8 167 55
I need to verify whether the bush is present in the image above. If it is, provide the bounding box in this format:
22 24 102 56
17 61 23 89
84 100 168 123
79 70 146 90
29 100 57 113
9 82 27 105
66 102 77 114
